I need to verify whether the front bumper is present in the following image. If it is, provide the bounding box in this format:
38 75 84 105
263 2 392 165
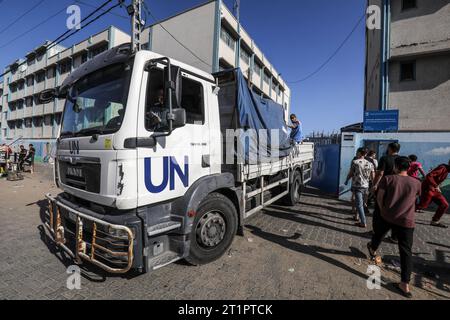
44 194 134 274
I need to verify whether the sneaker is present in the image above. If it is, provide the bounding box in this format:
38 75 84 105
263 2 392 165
431 221 448 229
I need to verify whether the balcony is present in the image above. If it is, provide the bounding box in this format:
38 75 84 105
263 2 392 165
23 127 32 138
35 58 46 73
90 30 109 46
45 78 56 89
57 73 69 86
43 125 53 138
34 81 45 93
44 102 54 115
8 110 17 121
73 39 89 55
56 98 65 113
33 126 43 139
219 40 236 68
34 103 44 116
24 107 33 118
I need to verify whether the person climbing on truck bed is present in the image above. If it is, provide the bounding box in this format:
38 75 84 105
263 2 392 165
288 114 303 144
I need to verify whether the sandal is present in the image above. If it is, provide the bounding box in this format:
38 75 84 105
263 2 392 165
367 242 377 259
431 221 448 229
393 283 412 299
355 222 367 228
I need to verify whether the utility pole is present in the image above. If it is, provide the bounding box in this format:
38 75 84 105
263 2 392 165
128 0 144 52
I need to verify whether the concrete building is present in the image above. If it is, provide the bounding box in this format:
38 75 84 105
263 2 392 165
142 0 291 117
339 0 450 201
365 0 450 131
0 26 130 157
1 1 291 159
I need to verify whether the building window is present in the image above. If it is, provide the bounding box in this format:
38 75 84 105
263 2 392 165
220 28 236 51
59 60 72 74
400 61 416 81
81 52 88 63
91 44 108 57
253 62 262 75
26 76 34 87
402 0 416 11
25 118 32 128
240 47 250 65
263 72 270 85
36 71 45 83
47 67 56 79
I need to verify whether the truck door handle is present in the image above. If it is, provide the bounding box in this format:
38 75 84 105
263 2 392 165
202 155 210 168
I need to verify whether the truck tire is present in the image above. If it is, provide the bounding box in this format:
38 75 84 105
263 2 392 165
186 193 238 266
284 171 302 206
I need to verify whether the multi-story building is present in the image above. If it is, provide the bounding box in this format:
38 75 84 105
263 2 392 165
0 83 3 131
142 0 291 117
1 1 291 158
339 0 450 200
365 0 450 131
0 26 130 152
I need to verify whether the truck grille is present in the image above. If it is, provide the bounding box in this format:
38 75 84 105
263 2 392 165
45 194 134 274
58 158 101 193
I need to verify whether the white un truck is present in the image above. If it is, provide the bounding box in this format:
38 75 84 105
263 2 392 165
41 44 314 274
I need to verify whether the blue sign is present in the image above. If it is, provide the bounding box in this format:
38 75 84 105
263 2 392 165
363 110 399 132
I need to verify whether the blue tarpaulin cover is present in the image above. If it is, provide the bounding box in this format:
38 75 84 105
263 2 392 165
234 69 293 163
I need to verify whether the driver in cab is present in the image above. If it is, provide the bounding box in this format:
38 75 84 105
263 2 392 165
146 87 169 131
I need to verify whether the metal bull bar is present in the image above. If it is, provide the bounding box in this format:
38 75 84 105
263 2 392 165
44 194 134 274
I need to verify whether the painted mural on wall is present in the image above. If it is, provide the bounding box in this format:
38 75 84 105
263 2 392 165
1 140 56 164
339 133 450 201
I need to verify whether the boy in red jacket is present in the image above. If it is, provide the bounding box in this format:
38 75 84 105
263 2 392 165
417 160 450 228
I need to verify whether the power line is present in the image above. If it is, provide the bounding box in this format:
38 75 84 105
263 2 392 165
142 1 212 68
287 13 366 84
74 0 128 20
46 0 113 49
0 0 46 35
0 2 72 50
46 1 123 51
0 1 120 79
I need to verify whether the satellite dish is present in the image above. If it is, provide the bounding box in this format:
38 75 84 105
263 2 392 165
19 64 27 73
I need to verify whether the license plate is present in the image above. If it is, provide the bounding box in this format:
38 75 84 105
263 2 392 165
67 166 84 179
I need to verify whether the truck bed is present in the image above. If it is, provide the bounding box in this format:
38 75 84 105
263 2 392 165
237 142 314 182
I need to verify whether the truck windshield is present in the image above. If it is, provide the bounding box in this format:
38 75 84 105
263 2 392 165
60 63 131 138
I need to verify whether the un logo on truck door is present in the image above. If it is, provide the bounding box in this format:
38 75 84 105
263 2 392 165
144 156 189 193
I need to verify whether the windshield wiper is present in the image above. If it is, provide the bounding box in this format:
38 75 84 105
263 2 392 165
60 131 75 138
74 127 115 137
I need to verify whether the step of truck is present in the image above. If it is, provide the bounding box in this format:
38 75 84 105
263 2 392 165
147 221 182 237
151 251 181 270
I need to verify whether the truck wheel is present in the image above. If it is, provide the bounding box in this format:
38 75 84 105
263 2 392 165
186 193 238 266
284 171 302 206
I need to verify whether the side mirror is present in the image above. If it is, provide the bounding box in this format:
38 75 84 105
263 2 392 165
169 108 186 129
38 88 58 104
164 65 182 108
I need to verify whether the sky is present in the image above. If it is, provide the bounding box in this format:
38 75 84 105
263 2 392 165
0 0 367 135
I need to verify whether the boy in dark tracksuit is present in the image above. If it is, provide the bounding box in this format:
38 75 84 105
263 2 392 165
417 160 450 228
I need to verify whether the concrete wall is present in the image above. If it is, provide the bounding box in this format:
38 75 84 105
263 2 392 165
390 0 450 58
147 1 216 73
365 0 383 111
389 53 450 131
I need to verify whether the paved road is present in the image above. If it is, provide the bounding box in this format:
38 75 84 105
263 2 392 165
0 164 449 300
